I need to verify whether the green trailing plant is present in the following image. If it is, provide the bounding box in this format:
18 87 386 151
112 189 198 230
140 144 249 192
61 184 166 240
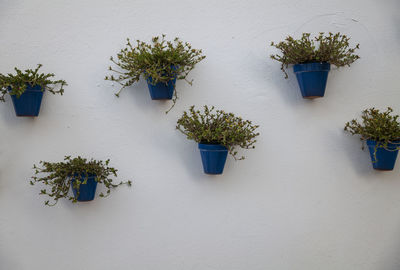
344 107 400 156
105 35 206 113
30 156 132 206
270 32 360 78
176 105 260 160
0 64 67 101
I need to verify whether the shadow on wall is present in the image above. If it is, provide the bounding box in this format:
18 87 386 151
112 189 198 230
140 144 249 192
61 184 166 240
0 89 60 132
116 77 185 115
0 94 41 127
172 135 237 179
264 57 312 108
341 133 382 177
178 142 205 178
151 128 207 178
115 79 157 112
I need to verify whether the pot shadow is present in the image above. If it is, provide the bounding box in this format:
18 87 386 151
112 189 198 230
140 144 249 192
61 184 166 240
160 131 206 179
61 193 101 212
0 94 43 126
312 125 375 178
180 145 206 178
171 137 228 180
265 61 313 108
122 79 177 115
340 133 379 177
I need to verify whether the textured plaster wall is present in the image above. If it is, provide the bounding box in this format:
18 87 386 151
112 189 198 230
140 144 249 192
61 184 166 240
0 0 400 269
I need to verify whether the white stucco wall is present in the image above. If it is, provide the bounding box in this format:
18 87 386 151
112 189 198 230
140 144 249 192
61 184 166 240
0 0 400 269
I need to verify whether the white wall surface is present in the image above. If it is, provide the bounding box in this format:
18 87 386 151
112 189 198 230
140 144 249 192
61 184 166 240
0 0 400 269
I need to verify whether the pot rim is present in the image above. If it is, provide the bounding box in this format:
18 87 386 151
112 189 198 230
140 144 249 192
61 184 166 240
198 143 228 151
366 139 400 144
293 62 331 73
8 84 44 93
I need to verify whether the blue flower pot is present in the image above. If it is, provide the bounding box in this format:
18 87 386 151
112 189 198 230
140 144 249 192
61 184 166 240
293 62 330 99
10 84 44 116
367 140 400 171
198 143 228 175
70 174 98 201
146 76 177 100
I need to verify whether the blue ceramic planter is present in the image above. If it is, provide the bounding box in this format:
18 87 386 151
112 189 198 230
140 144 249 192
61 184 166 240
198 143 228 175
293 62 330 99
10 84 44 116
367 140 400 171
70 174 98 201
146 76 177 100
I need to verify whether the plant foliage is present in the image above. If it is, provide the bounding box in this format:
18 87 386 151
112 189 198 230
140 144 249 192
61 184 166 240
176 105 260 160
0 64 67 101
270 32 360 78
30 156 132 206
344 107 400 150
105 35 206 112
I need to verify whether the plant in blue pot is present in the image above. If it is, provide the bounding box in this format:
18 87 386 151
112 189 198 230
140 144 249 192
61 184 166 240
30 156 132 206
270 32 360 99
177 105 260 175
106 35 205 113
344 107 400 171
0 64 67 116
